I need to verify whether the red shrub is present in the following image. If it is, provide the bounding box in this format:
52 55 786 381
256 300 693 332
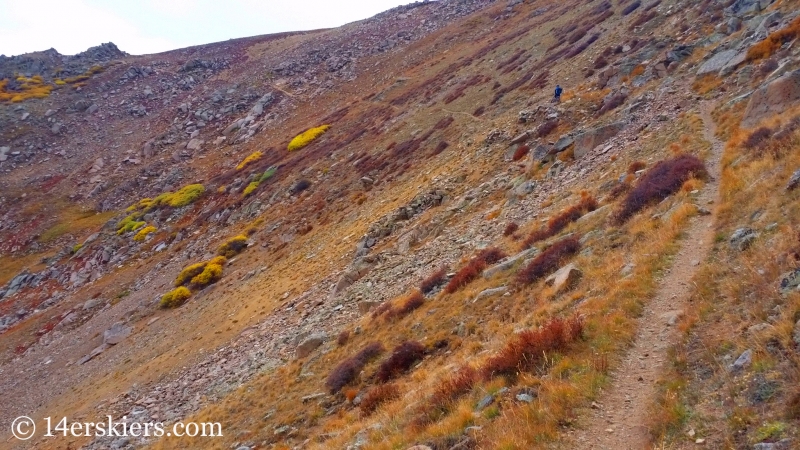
432 141 450 155
430 366 479 407
445 247 507 293
503 222 519 237
481 316 583 379
360 383 401 415
513 145 530 161
375 341 426 382
326 342 385 393
606 181 631 200
420 267 448 294
516 236 581 285
477 247 507 264
473 106 486 117
386 290 425 320
521 195 597 248
613 154 708 224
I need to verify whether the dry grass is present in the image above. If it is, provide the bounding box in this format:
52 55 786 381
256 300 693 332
746 15 800 62
360 383 401 415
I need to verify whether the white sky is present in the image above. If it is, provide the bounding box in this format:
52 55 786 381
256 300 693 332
0 0 415 57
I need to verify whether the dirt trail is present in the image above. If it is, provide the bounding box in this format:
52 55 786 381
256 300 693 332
565 103 724 449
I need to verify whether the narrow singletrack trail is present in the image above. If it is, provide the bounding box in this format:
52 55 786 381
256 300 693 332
564 103 724 449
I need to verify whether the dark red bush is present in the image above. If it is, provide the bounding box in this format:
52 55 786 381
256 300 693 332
326 342 385 393
445 247 507 293
503 222 519 237
481 316 583 379
386 290 425 320
512 145 530 161
473 106 486 117
613 154 708 224
338 330 350 346
375 341 426 382
420 267 448 294
521 195 597 249
516 236 581 285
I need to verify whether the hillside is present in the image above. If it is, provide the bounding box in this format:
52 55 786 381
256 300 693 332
2 0 800 449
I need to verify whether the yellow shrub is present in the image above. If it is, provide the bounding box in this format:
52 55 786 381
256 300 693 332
152 184 205 208
160 286 191 308
236 151 263 170
54 79 66 86
133 225 156 242
287 124 330 151
175 262 208 287
190 262 223 287
116 214 146 234
243 181 260 196
217 235 248 258
0 77 54 103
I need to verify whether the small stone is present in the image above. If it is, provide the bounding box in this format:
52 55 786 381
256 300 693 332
476 394 494 410
516 393 534 403
729 227 758 251
729 349 752 372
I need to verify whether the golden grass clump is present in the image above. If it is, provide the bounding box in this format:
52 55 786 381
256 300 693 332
243 181 260 197
236 151 263 170
746 16 800 62
175 262 207 287
0 78 54 102
116 214 146 235
133 225 156 242
217 235 248 258
288 124 330 151
190 261 223 287
160 286 191 308
152 184 205 208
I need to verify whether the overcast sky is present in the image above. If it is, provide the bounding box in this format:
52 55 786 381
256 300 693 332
0 0 415 57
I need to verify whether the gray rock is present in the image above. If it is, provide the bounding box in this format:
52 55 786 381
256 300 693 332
483 248 538 278
104 322 132 345
544 263 582 293
660 309 685 326
697 49 742 76
793 320 800 347
730 349 752 372
358 300 381 314
552 135 574 153
0 146 8 162
511 180 536 198
753 438 792 450
573 122 625 158
83 298 102 310
742 70 800 128
787 169 800 191
186 138 204 151
516 393 534 403
473 286 508 302
779 268 800 295
296 332 328 358
730 227 758 251
476 394 494 410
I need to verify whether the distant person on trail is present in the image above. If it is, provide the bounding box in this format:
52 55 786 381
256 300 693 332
554 84 563 102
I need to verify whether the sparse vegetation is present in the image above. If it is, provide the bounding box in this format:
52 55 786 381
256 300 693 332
445 247 507 293
236 151 263 170
133 225 156 242
360 383 401 415
420 267 448 294
522 194 597 248
746 15 800 62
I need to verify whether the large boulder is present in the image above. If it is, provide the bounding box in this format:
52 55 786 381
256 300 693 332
573 122 626 158
697 49 744 76
545 263 583 294
103 322 132 345
742 70 800 128
296 332 328 358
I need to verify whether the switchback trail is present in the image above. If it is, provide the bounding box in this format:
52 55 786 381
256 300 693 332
564 102 724 449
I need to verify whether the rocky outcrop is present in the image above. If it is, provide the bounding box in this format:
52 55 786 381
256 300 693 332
742 70 800 128
573 122 626 158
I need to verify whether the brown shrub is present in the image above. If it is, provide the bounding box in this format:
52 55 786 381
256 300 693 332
375 341 426 382
629 10 658 30
747 16 800 62
521 194 597 248
516 236 581 285
606 181 631 201
420 267 448 294
360 384 401 415
473 106 486 117
481 316 583 379
628 160 646 173
594 56 609 69
613 154 708 224
503 222 519 237
326 342 385 393
337 330 350 346
512 145 530 161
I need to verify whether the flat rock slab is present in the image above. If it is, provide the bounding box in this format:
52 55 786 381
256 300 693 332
742 70 800 128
